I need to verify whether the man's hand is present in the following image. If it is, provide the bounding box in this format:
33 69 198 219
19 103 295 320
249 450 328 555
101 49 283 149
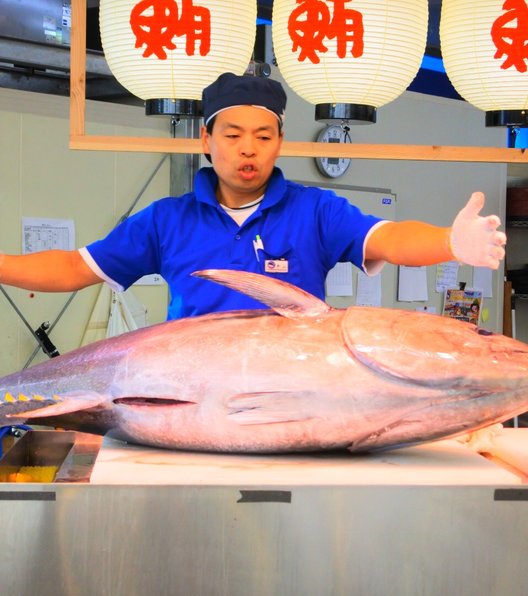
449 192 506 269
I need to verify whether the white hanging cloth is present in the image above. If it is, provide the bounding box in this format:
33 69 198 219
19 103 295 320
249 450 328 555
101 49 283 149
80 284 148 346
107 289 148 338
80 284 112 346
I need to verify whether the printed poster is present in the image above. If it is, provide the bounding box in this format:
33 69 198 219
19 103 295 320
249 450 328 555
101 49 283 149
442 288 483 325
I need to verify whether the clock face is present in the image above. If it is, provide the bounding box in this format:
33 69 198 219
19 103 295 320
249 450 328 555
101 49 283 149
314 125 351 178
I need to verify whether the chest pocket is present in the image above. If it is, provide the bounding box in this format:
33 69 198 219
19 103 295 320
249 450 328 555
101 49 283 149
259 239 301 284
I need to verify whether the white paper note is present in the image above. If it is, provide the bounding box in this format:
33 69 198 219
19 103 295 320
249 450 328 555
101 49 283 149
398 266 428 302
326 262 353 297
134 274 166 286
22 217 75 254
356 271 381 307
416 305 437 314
473 267 493 298
436 261 459 293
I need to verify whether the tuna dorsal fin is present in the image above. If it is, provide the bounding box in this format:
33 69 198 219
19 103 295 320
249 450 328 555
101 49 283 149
193 269 333 319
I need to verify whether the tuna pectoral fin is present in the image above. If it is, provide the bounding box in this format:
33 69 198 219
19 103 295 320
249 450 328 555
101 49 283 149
227 391 315 425
9 392 106 420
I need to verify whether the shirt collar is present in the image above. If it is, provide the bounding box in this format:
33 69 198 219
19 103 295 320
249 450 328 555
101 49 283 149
193 167 287 210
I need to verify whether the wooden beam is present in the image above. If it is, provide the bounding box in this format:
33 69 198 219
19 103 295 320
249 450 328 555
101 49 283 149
70 0 86 137
68 134 528 163
70 135 203 153
503 281 513 337
69 0 528 164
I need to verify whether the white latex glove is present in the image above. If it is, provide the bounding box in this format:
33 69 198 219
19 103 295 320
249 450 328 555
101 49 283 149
449 192 506 269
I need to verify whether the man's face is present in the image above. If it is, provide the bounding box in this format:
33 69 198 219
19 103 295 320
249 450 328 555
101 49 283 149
201 105 283 207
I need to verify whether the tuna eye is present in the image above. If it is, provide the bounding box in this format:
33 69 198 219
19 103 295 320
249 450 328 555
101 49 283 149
476 328 494 336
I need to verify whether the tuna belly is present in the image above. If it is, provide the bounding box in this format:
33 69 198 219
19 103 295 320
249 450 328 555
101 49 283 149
347 387 528 452
98 387 356 453
99 397 200 448
106 384 440 453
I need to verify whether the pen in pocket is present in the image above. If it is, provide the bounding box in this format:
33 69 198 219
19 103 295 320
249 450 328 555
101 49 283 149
253 234 264 262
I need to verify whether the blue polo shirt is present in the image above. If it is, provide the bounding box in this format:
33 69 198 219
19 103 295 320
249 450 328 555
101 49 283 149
81 167 384 319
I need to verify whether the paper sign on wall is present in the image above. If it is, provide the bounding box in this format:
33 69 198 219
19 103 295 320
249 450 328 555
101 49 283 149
22 217 75 254
356 271 381 307
398 266 428 302
326 262 353 297
436 261 459 293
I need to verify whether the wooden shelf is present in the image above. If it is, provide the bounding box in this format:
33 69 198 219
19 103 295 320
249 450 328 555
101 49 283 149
506 219 528 228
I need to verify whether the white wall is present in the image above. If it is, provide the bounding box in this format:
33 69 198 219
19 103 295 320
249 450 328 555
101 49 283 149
0 88 170 376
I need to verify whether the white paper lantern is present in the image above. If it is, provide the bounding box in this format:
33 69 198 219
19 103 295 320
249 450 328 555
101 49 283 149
272 0 428 122
440 0 528 126
99 0 257 115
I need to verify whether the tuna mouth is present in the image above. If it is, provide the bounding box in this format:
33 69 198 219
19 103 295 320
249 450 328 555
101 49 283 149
113 397 195 407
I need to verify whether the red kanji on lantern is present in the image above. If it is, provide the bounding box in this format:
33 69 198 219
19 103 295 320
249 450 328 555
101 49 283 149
130 0 211 60
287 0 364 64
490 0 528 73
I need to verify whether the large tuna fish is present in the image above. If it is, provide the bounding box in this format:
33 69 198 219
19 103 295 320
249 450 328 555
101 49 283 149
1 269 527 453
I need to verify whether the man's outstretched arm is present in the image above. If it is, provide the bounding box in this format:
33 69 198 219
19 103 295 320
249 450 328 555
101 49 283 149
0 250 103 291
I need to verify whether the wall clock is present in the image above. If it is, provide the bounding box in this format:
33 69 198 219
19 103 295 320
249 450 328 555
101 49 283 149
314 124 352 178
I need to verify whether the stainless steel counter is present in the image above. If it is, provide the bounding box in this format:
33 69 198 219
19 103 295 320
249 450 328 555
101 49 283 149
1 432 527 596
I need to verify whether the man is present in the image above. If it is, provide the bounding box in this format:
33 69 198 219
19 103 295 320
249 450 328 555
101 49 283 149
0 73 506 319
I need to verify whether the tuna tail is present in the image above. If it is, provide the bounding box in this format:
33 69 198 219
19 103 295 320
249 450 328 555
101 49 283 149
0 392 60 426
192 269 333 319
0 391 107 424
